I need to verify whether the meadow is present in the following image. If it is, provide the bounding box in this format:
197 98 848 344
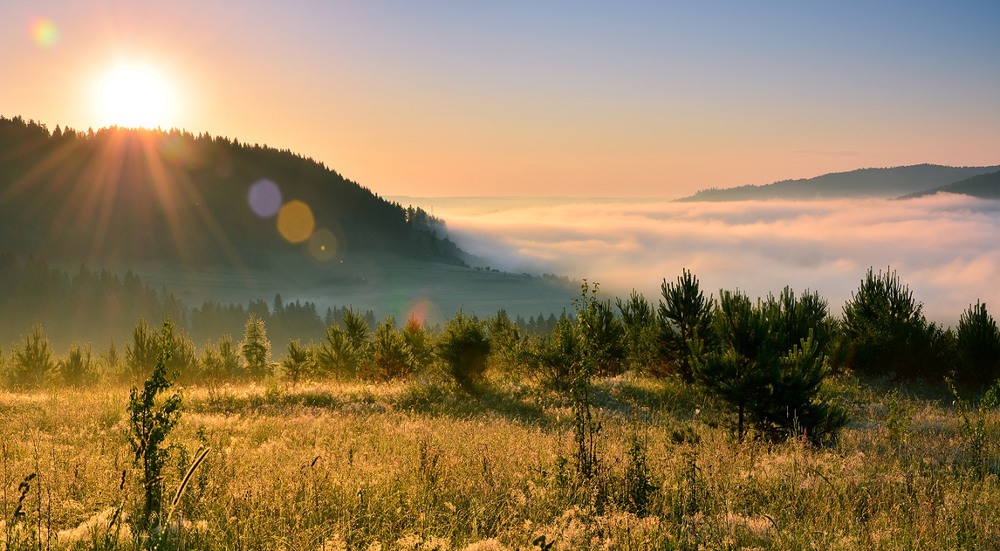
1 368 998 550
2 271 1000 550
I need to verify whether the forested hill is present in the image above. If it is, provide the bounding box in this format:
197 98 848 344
0 116 466 268
678 164 1000 201
900 170 1000 200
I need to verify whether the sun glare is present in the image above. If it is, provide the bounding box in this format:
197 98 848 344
94 63 174 129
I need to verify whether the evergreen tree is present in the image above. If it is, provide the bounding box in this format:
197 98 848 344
658 269 714 381
956 301 1000 386
693 289 846 443
240 314 271 378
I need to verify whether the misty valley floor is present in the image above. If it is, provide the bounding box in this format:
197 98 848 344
1 373 998 550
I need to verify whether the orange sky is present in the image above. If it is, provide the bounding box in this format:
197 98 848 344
2 1 998 198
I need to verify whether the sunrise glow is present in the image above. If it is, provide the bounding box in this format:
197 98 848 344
94 63 173 129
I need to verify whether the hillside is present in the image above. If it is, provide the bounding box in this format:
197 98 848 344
678 164 1000 201
0 116 583 333
0 116 465 268
900 170 1000 200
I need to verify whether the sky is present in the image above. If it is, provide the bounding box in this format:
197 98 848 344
2 1 999 198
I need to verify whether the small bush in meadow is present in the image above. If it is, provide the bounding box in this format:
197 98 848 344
956 301 1000 386
59 343 97 386
437 311 490 390
240 314 272 378
658 269 714 381
127 320 183 535
280 339 313 385
8 324 56 388
841 267 949 379
371 317 412 380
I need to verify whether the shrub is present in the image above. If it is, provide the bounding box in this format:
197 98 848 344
658 269 714 381
841 267 947 379
280 339 313 385
402 316 434 373
577 290 626 377
436 311 490 390
371 317 412 380
59 343 97 386
956 301 1000 386
487 309 523 369
240 314 272 378
616 290 658 372
693 289 847 443
127 320 183 535
125 319 159 379
8 324 56 388
200 335 242 381
534 317 581 390
315 309 370 378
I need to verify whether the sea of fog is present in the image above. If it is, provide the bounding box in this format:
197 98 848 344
392 194 1000 326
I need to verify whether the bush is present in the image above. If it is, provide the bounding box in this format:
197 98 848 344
658 269 714 381
534 316 581 390
956 302 1000 386
370 317 412 380
616 290 658 372
315 309 370 378
127 320 183 535
240 314 272 378
402 316 434 373
487 309 523 369
59 343 97 386
437 311 490 390
693 289 847 443
125 318 159 379
200 335 242 382
280 339 313 385
841 267 948 379
577 290 626 377
8 324 56 388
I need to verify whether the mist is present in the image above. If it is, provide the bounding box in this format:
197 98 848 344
433 194 1000 325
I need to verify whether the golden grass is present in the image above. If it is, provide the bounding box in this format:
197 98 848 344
1 374 998 549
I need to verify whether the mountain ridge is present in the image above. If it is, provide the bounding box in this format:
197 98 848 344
678 164 1000 201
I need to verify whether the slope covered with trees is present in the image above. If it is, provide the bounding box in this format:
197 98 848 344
0 116 465 269
679 164 1000 201
900 170 1000 200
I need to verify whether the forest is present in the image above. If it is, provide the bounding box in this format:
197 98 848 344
1 266 998 549
0 116 466 268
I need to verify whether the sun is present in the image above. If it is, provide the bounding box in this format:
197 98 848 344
94 63 174 129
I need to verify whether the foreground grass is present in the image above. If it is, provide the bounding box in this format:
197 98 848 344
1 373 999 550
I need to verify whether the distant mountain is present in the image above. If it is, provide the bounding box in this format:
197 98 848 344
899 170 1000 200
678 164 1000 201
0 116 466 268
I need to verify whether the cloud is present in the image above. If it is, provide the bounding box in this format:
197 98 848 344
440 194 1000 324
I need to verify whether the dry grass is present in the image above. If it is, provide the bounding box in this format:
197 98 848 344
1 373 998 549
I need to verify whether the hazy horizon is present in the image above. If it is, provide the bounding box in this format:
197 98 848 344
397 193 1000 326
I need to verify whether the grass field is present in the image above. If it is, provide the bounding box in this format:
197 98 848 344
1 369 998 550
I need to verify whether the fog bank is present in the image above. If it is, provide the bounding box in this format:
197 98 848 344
427 194 1000 325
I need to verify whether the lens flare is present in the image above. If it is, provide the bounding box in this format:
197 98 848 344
277 200 315 244
308 228 338 261
405 298 437 326
30 18 59 49
248 179 282 217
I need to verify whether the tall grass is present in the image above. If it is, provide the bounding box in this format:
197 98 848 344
0 372 998 549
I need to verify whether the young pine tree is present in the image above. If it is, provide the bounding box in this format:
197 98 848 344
240 314 272 378
658 269 714 381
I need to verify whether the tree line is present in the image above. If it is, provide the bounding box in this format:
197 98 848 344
4 265 999 446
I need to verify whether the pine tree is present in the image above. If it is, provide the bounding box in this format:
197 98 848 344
658 269 714 381
240 314 271 378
